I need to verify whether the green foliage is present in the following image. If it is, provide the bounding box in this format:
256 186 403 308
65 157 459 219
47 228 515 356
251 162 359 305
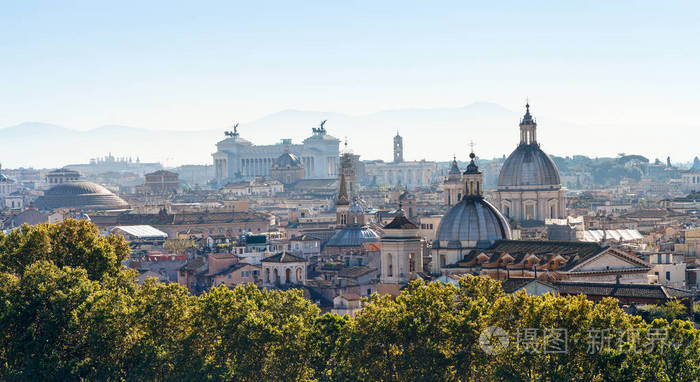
162 238 197 255
0 220 698 381
639 300 689 322
0 219 129 280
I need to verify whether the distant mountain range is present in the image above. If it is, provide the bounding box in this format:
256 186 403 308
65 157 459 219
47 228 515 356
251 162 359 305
0 102 691 169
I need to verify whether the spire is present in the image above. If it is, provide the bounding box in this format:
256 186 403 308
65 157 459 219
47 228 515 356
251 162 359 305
448 154 461 175
463 152 480 175
337 173 349 205
521 102 535 124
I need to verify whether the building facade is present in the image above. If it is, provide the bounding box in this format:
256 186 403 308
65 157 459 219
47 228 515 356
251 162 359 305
380 211 424 284
141 170 179 193
363 133 437 188
681 157 700 193
212 124 340 185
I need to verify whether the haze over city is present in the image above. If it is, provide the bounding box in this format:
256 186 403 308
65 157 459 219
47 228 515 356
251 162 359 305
2 2 700 381
2 1 699 167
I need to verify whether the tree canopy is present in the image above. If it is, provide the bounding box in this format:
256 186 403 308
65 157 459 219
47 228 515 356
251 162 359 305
0 220 698 381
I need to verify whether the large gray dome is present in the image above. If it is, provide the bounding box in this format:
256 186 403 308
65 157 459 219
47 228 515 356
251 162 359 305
498 144 561 188
326 226 379 247
434 196 511 249
36 181 129 210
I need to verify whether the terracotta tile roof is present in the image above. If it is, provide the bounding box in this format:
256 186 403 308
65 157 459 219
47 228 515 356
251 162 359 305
261 252 305 263
553 281 694 300
383 214 419 229
338 266 377 279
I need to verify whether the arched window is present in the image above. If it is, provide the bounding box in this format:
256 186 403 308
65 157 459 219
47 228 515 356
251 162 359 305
296 267 302 282
273 269 279 285
285 268 291 284
265 268 270 283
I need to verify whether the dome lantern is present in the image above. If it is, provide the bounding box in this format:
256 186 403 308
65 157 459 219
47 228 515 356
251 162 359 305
520 102 537 145
463 151 483 197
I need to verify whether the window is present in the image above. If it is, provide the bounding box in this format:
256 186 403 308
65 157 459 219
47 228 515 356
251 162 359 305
525 204 535 220
665 271 670 281
657 254 662 264
367 289 372 296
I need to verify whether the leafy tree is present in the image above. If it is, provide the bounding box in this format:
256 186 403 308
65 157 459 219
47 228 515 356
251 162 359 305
178 284 319 381
0 220 698 381
0 261 98 380
0 219 129 280
163 239 197 255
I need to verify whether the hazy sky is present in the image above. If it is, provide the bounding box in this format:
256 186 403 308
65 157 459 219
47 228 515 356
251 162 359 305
1 1 699 161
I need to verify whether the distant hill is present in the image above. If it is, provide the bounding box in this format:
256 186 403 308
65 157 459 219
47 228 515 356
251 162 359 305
1 102 684 169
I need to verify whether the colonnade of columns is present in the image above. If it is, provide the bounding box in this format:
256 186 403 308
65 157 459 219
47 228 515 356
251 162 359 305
378 168 432 186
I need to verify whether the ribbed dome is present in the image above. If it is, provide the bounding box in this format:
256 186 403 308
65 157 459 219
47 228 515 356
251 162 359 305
498 144 561 188
36 181 129 210
325 226 380 247
273 152 303 169
434 196 511 249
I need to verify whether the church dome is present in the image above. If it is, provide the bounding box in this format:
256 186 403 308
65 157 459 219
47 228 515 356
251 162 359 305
434 196 511 249
498 144 561 188
498 103 561 188
36 181 129 210
325 226 380 247
272 151 303 169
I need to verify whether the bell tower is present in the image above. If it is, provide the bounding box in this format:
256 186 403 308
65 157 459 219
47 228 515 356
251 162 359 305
335 173 350 227
393 132 404 163
443 155 463 206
